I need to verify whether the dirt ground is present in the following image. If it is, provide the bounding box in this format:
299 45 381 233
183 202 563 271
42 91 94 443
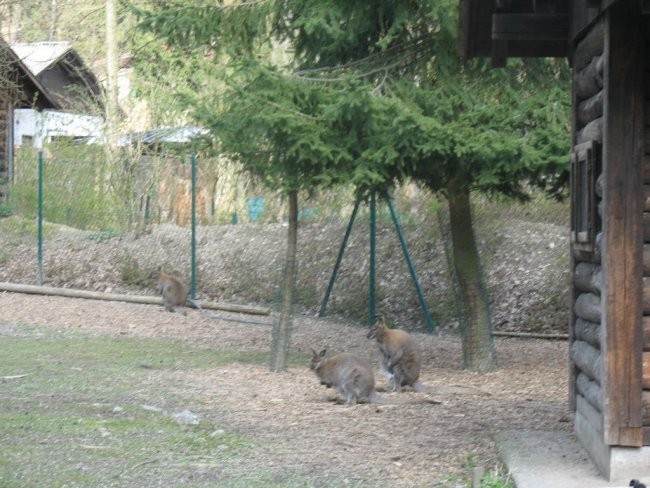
0 291 572 487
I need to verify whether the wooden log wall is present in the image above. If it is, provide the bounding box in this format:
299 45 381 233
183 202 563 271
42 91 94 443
571 20 605 437
573 13 650 446
0 94 9 202
643 25 650 432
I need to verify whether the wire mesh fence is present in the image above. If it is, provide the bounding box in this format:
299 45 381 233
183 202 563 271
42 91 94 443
0 141 571 347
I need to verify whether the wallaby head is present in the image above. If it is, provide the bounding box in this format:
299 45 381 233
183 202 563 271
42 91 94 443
366 316 388 342
309 348 375 405
309 348 328 374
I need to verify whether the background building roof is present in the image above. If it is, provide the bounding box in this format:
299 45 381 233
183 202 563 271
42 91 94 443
11 42 72 75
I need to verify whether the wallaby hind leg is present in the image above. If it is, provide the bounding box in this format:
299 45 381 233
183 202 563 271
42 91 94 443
167 304 186 316
342 379 365 405
387 375 397 392
382 359 403 392
391 366 403 393
380 358 397 391
341 388 358 405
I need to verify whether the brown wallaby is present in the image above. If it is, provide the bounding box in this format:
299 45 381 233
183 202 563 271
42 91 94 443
155 270 270 325
367 317 423 392
309 348 440 406
157 271 188 316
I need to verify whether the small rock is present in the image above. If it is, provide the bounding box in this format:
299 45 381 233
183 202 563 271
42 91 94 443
173 409 200 425
141 404 163 413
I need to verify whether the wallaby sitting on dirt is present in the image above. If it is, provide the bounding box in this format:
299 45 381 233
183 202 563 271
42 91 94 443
156 270 256 323
310 348 376 405
309 348 441 406
157 271 188 316
367 317 423 392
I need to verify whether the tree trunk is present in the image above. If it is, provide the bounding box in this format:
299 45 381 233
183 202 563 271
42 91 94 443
105 0 119 153
49 0 60 41
270 190 298 372
447 177 496 372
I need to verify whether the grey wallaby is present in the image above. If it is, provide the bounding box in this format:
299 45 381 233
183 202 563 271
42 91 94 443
367 317 426 392
310 348 376 405
309 348 440 406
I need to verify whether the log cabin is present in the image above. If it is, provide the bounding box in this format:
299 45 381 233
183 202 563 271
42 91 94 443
459 0 650 481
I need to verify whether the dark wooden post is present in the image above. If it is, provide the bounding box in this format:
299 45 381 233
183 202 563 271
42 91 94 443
601 0 644 447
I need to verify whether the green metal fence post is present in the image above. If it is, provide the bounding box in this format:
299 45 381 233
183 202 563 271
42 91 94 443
143 195 150 227
318 192 363 317
382 190 436 332
37 150 43 286
369 191 376 326
190 153 197 300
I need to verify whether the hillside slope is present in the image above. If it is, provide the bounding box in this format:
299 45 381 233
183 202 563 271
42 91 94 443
0 214 570 335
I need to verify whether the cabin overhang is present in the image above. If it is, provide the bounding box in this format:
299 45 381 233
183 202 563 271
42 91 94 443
459 0 570 65
491 13 569 65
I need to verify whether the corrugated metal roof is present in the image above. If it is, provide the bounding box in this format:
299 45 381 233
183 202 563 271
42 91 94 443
119 126 210 146
11 42 72 75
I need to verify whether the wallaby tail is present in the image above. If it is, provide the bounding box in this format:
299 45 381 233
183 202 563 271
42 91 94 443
368 391 441 406
186 299 271 326
412 381 433 393
413 382 490 396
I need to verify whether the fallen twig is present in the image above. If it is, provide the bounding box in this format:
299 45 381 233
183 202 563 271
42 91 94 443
2 374 29 380
124 459 159 473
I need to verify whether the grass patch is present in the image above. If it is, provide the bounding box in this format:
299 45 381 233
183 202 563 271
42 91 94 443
480 466 514 488
0 215 56 241
0 328 274 487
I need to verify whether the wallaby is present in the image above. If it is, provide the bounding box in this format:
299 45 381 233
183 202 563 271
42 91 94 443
310 348 375 405
157 271 188 316
309 348 440 406
155 270 272 326
367 317 424 392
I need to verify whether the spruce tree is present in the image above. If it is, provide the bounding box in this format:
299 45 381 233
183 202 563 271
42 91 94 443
132 0 571 372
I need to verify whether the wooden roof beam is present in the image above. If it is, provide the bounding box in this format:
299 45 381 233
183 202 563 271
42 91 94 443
489 13 569 66
492 13 569 41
